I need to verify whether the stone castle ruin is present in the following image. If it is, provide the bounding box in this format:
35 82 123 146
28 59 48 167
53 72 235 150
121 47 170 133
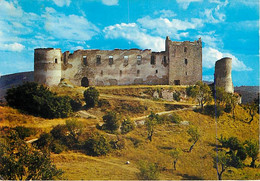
34 36 202 87
214 57 234 93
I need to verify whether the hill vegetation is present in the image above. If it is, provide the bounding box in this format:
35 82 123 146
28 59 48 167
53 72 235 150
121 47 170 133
0 82 259 180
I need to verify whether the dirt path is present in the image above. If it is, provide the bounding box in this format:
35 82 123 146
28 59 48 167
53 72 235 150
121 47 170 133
76 110 98 119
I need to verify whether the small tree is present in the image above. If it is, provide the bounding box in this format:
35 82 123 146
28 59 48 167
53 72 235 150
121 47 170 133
245 101 258 124
187 126 200 152
83 87 99 108
244 139 259 168
215 87 229 106
169 148 182 170
121 118 135 134
102 111 120 133
145 112 159 142
226 93 239 119
65 119 83 143
84 132 111 156
137 161 159 180
189 81 212 110
213 150 231 180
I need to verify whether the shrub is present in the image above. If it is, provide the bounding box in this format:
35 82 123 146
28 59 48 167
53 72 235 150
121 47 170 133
34 133 53 149
173 92 181 101
98 99 110 108
168 113 182 124
121 118 135 134
50 140 67 154
13 126 35 140
5 82 72 118
70 98 82 111
102 111 120 133
224 104 232 113
203 105 224 118
137 161 160 180
84 132 111 156
84 87 99 108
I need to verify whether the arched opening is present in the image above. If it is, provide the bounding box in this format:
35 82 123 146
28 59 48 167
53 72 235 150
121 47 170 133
81 77 89 87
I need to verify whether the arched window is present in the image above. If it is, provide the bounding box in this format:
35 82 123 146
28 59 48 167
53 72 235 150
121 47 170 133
54 58 58 63
81 77 89 87
109 56 113 65
137 70 140 76
83 56 87 66
184 47 187 52
185 59 188 65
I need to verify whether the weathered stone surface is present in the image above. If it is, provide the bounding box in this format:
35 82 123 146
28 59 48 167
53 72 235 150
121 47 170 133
161 90 173 101
34 37 202 87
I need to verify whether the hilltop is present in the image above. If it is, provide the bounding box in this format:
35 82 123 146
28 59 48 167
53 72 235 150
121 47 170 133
0 84 259 180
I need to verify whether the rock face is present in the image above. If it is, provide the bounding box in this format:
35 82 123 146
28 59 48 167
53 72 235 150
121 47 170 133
214 57 234 93
34 36 202 87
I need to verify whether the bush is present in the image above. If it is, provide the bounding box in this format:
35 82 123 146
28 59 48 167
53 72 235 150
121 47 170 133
173 92 181 101
13 126 35 140
102 111 120 133
98 99 110 108
34 133 53 149
84 87 99 108
224 104 232 113
5 82 72 118
168 113 182 124
121 118 135 134
50 140 67 154
203 105 224 118
70 98 82 111
84 133 111 156
137 161 160 180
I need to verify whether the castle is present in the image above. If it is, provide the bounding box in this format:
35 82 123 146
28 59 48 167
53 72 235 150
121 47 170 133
34 36 202 87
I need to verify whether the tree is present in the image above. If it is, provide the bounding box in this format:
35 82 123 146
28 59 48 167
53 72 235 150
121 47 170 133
5 82 72 118
245 101 258 124
145 112 159 141
121 117 135 134
215 87 229 106
187 126 200 152
0 130 63 180
226 93 239 119
65 119 83 143
169 148 182 170
137 161 159 180
213 150 231 180
189 81 212 110
244 139 259 168
84 132 111 156
83 87 99 108
102 111 120 133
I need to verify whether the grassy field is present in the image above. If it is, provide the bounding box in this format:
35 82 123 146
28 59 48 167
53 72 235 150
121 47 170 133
1 85 259 180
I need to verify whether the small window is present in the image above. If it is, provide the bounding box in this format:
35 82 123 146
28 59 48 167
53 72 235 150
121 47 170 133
155 70 158 74
186 72 188 75
174 80 180 85
124 56 128 66
83 56 87 66
54 58 58 63
184 47 187 52
120 70 122 76
151 55 155 65
109 56 113 65
96 55 101 65
101 70 103 76
163 56 167 65
137 55 142 65
185 59 188 65
137 70 140 76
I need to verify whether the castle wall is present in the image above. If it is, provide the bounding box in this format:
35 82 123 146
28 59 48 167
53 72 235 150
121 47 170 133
214 57 234 93
61 49 168 86
168 38 202 85
34 48 62 86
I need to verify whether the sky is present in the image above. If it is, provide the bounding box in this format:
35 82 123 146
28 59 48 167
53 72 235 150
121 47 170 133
0 0 259 86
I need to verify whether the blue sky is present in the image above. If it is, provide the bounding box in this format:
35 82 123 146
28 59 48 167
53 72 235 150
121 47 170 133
0 0 259 86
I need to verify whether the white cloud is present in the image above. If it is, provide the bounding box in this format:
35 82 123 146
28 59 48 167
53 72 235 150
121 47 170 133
102 0 118 6
52 0 71 7
44 11 100 41
103 23 165 51
203 75 214 82
154 10 177 18
176 0 203 9
0 42 25 52
203 47 252 71
197 32 223 48
0 0 23 17
137 16 203 39
203 0 228 23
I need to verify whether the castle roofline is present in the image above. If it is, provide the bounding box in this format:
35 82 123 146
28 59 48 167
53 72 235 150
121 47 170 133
34 48 61 50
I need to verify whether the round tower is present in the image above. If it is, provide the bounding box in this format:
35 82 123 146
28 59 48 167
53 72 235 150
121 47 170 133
34 48 62 86
214 57 234 93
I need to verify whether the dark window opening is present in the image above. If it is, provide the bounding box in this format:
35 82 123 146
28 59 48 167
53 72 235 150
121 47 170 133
185 59 188 65
163 56 167 65
186 72 188 75
137 70 140 76
120 70 122 76
109 56 113 65
55 58 58 63
156 70 158 74
151 55 155 65
184 47 187 52
174 80 180 85
124 56 128 66
101 70 103 76
137 55 142 65
83 56 87 66
96 55 101 65
81 77 89 87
